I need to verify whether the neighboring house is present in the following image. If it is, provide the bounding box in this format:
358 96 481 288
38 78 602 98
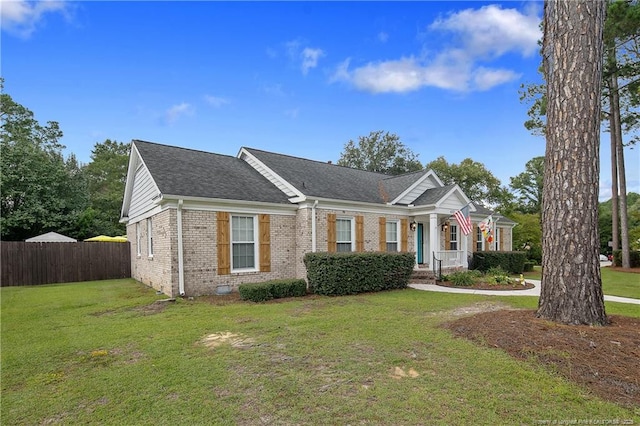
25 232 77 243
120 140 515 297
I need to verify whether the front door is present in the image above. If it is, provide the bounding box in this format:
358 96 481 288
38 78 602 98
417 223 424 264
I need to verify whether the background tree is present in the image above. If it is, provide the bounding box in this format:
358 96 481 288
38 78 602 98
425 156 512 208
80 139 129 238
0 80 88 240
538 0 607 325
337 130 423 175
602 0 640 268
509 156 544 214
520 0 640 268
510 212 543 263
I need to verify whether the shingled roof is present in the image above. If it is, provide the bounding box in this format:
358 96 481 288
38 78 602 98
133 140 291 204
243 147 430 204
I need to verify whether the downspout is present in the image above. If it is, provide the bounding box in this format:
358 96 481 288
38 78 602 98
177 199 185 296
311 200 318 252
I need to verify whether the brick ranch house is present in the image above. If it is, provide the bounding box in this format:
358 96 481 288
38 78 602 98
120 140 515 297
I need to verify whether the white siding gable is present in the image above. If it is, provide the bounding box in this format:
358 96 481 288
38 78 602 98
121 143 162 223
391 171 443 205
129 163 159 220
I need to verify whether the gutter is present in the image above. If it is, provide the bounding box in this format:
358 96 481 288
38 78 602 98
177 199 185 296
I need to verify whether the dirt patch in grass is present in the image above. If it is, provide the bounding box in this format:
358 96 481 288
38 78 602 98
442 309 640 408
134 299 174 315
437 281 536 291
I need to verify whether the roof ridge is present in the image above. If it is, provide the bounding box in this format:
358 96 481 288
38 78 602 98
133 139 237 160
243 146 392 177
382 169 428 181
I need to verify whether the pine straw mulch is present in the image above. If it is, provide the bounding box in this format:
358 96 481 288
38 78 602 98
442 309 640 408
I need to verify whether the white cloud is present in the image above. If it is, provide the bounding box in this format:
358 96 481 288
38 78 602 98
285 39 325 75
204 95 229 108
472 67 522 91
332 4 541 94
430 4 541 58
164 103 193 124
1 0 70 38
301 47 325 75
331 51 515 93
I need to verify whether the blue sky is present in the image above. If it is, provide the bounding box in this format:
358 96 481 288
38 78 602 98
2 0 638 201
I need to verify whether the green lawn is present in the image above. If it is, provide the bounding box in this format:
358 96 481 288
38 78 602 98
521 266 639 299
2 279 639 425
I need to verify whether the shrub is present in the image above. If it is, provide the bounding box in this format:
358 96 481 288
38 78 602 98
612 250 640 268
446 271 477 286
470 251 527 274
238 279 307 302
523 261 536 272
304 252 415 296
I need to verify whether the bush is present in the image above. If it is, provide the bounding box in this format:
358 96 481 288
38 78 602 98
304 251 415 296
523 261 536 272
612 250 640 268
470 251 527 274
238 279 307 302
446 271 476 286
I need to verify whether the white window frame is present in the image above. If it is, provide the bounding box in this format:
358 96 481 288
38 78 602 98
386 220 399 252
136 222 141 257
336 217 354 252
476 225 484 252
449 224 458 251
147 217 154 258
231 215 258 272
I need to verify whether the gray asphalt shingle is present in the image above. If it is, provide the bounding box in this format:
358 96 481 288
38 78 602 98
133 140 291 204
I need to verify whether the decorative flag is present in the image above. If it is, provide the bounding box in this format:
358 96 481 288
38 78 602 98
479 215 494 243
453 205 472 236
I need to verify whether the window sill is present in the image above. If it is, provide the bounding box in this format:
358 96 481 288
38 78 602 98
231 268 259 275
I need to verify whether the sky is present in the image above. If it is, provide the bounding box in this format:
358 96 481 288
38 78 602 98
2 0 638 202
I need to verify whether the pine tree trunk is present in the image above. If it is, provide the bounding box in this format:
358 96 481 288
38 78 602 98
538 0 608 326
608 72 619 254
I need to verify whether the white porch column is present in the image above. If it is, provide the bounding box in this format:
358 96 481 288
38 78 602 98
429 213 438 272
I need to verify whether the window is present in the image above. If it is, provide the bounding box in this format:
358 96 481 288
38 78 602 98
232 215 256 270
494 227 500 251
336 218 353 252
136 222 141 256
476 226 484 251
386 221 398 252
449 224 458 250
147 217 154 257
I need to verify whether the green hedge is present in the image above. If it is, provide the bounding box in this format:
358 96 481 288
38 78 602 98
238 279 307 302
303 251 415 296
612 250 640 268
469 251 528 274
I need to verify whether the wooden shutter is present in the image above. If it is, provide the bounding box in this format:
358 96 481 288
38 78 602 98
400 219 408 252
327 213 336 253
379 217 386 251
259 214 271 272
356 215 364 252
472 223 478 252
445 225 451 250
217 211 230 275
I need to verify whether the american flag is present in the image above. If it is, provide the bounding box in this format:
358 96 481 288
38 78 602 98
453 205 472 235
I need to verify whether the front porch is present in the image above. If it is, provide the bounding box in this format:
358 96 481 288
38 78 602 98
411 213 470 272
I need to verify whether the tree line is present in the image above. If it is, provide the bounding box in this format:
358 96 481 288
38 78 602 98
1 79 129 241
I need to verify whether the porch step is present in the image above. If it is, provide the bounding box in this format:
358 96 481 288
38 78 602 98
410 269 437 284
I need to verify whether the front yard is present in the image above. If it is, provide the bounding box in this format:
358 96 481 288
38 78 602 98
2 279 639 425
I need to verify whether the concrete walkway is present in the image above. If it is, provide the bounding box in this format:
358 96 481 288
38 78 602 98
409 279 640 305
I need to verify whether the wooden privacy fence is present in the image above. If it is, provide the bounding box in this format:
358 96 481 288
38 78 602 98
1 242 131 286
